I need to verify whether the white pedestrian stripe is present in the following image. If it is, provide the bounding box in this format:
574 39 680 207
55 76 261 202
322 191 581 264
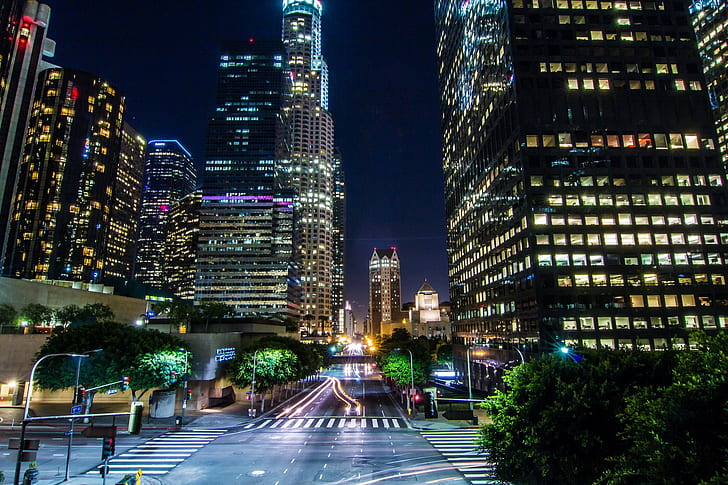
88 428 226 476
422 429 499 485
247 417 407 431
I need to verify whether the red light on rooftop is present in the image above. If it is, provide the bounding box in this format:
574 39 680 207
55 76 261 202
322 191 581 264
249 38 255 43
71 87 79 100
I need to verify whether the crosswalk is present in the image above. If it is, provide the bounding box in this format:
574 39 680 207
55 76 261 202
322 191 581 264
88 428 227 476
242 417 408 431
422 429 498 485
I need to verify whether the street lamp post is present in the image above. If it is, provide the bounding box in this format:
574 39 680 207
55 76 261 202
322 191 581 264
64 349 102 481
15 353 88 485
249 348 261 418
180 349 189 423
394 348 414 416
466 347 474 413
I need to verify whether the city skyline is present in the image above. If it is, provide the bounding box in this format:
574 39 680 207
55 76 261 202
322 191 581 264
42 0 449 319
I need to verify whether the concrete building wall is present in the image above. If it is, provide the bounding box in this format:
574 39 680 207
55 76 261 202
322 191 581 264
0 277 148 326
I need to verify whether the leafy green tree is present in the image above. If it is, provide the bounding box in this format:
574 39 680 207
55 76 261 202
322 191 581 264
0 303 17 333
479 349 674 485
255 336 323 379
600 332 728 484
54 305 83 327
34 321 189 404
157 299 195 332
196 301 233 332
435 342 453 365
19 303 53 327
80 303 114 323
228 348 298 394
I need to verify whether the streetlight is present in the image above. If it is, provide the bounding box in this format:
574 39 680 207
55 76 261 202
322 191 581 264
394 348 414 416
16 353 88 485
65 349 102 481
179 349 189 423
249 348 266 418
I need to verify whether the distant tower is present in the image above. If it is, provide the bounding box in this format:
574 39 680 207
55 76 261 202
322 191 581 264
165 190 201 300
368 248 402 336
332 148 346 332
197 39 299 319
280 0 336 325
107 123 146 279
0 0 56 273
691 1 728 165
135 140 197 289
7 68 135 282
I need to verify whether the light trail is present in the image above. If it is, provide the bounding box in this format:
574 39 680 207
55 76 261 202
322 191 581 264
277 377 334 418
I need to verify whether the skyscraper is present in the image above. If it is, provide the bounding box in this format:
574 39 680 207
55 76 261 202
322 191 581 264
135 140 196 289
332 147 346 333
280 0 337 326
436 0 726 353
106 122 146 279
197 39 299 319
369 248 403 337
166 190 201 300
7 68 136 282
691 0 728 165
0 0 55 274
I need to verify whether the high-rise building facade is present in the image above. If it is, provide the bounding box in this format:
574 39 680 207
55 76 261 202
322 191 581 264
280 0 336 326
7 68 136 282
135 140 196 289
369 248 403 336
691 0 728 166
166 190 201 300
106 122 146 279
436 0 727 353
332 147 345 333
0 0 55 273
197 40 299 319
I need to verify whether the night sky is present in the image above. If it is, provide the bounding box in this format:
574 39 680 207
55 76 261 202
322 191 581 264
43 0 448 320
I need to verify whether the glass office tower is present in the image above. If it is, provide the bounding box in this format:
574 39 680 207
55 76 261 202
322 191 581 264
436 0 727 354
280 0 336 327
166 190 201 300
332 147 346 334
196 40 299 319
7 68 134 282
0 0 55 274
135 140 196 289
690 0 728 166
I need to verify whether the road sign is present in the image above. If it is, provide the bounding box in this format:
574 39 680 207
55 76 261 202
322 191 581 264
107 388 118 395
64 430 72 436
71 405 82 414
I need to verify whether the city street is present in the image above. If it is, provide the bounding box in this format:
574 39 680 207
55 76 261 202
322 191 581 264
0 364 495 484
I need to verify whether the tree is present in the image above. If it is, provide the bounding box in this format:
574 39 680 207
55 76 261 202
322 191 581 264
435 342 453 366
54 305 83 327
255 336 324 379
228 347 298 411
0 303 17 333
34 321 190 404
158 300 194 332
601 332 728 484
19 303 53 327
196 302 233 332
380 349 431 386
478 349 674 485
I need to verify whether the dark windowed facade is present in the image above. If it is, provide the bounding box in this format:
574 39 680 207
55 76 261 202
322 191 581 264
196 40 300 319
7 68 132 282
436 0 727 353
135 140 196 289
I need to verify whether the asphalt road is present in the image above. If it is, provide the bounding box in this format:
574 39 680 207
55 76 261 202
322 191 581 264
162 363 470 484
0 363 479 484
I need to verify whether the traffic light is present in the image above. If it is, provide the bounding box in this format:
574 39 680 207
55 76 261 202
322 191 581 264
413 393 421 402
186 389 193 400
75 386 87 405
101 437 115 459
121 376 130 391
